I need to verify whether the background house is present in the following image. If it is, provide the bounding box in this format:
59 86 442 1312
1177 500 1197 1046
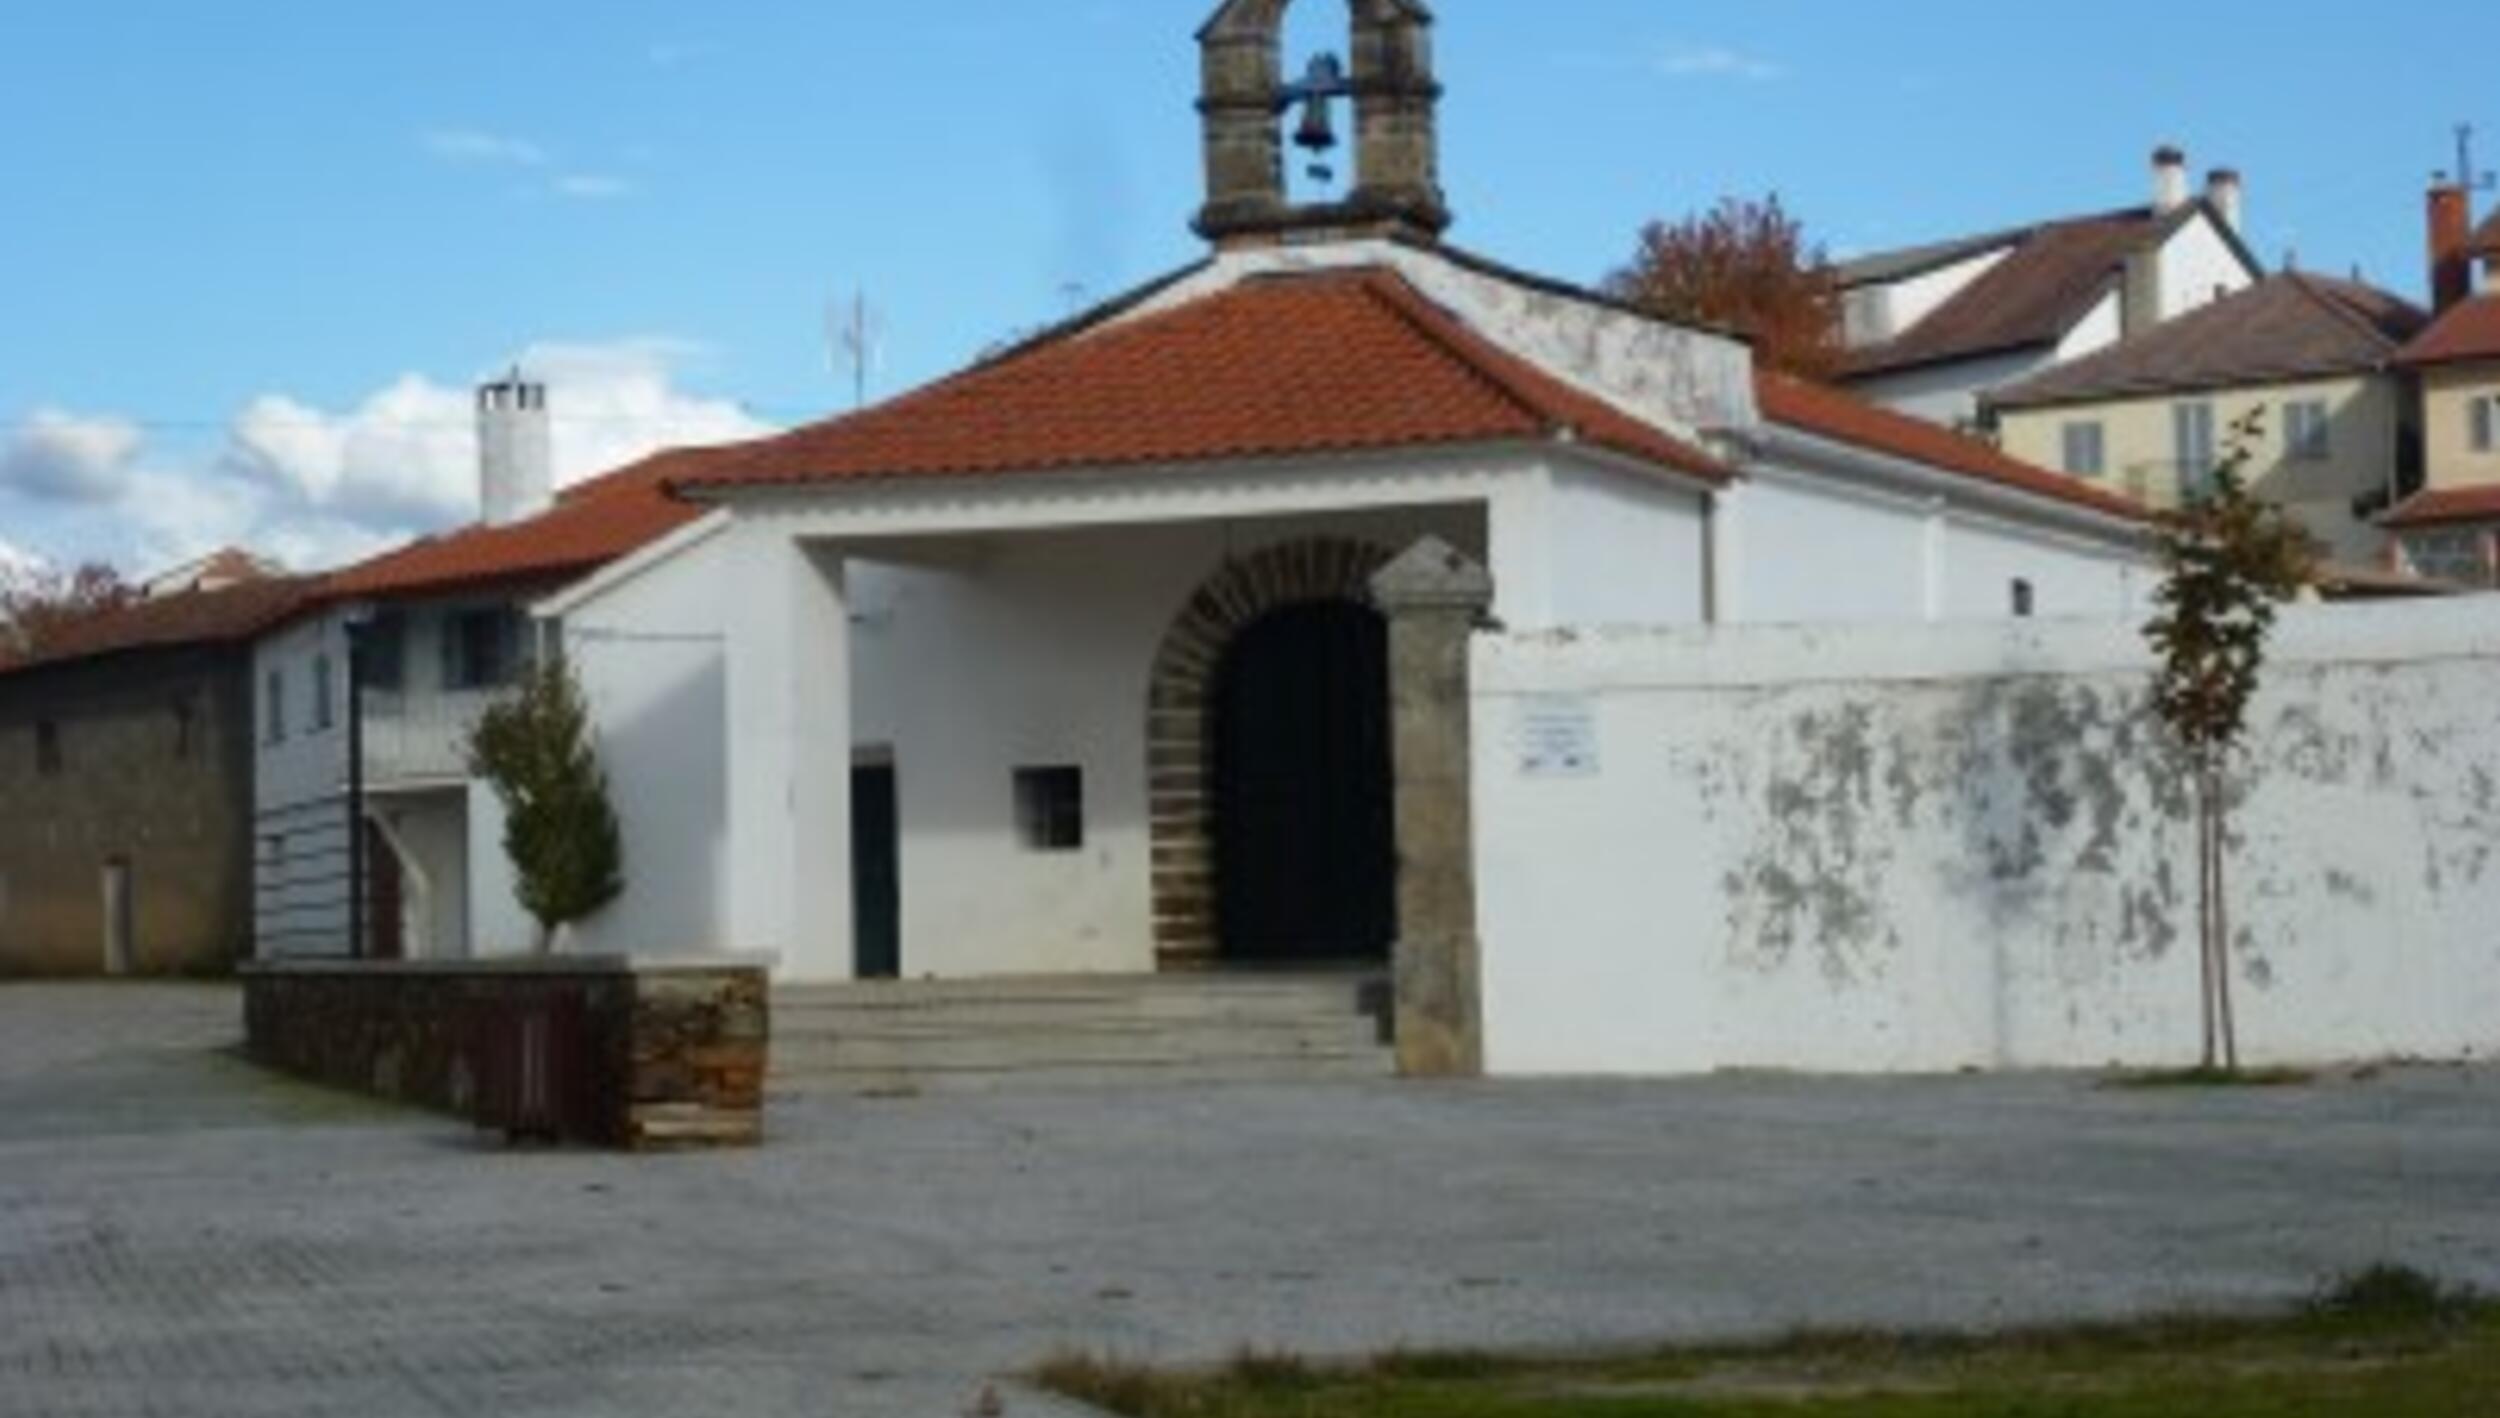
2386 183 2500 584
1836 148 2264 429
252 380 718 962
1987 273 2428 564
0 574 306 976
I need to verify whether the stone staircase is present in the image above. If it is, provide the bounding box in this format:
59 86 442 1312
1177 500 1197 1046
769 972 1393 1096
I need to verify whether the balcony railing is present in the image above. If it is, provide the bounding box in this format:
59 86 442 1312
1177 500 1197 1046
358 686 499 786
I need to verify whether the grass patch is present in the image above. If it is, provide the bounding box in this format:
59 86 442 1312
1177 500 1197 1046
1037 1268 2499 1416
2106 1065 2317 1090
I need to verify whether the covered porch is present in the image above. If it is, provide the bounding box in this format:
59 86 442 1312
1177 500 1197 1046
722 477 1509 991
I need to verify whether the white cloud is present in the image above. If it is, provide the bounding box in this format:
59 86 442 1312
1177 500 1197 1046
553 173 637 201
2 339 775 576
422 128 549 167
0 409 144 502
1657 46 1786 81
0 535 41 579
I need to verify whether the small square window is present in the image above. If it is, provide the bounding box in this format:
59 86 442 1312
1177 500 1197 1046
265 668 286 744
2285 399 2331 462
312 654 335 731
2059 421 2105 478
2010 579 2037 619
1014 766 1085 852
34 721 62 777
448 609 525 690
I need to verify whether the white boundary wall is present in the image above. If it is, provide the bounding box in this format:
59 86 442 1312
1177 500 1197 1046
1472 601 2500 1076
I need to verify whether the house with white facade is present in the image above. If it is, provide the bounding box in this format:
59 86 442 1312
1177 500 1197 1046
1837 147 2265 428
252 378 725 962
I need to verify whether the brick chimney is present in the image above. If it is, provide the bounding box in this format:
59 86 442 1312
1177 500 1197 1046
477 372 552 527
2429 184 2474 313
2151 145 2190 215
1194 0 1449 249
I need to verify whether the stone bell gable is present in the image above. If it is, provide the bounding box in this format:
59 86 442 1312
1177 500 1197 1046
1195 0 1449 248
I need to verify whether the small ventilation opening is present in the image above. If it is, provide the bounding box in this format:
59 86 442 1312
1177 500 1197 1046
1015 767 1085 852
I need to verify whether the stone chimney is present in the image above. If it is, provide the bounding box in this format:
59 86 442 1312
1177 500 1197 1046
1193 0 1450 249
477 372 552 527
2151 145 2190 215
2205 167 2244 232
2429 183 2474 312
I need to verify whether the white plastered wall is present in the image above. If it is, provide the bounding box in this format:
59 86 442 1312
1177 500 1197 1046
1472 603 2500 1076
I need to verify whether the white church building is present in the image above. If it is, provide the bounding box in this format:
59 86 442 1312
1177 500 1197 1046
527 1 2151 991
246 2 2500 1082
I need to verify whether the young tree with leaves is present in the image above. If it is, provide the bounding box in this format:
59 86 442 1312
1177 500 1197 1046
1605 195 1846 380
2142 410 2316 1073
465 661 624 952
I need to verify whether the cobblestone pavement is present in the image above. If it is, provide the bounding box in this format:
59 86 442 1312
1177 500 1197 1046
3 983 2496 1417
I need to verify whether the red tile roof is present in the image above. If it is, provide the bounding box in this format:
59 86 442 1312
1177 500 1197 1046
1989 274 2425 409
674 268 1728 495
2383 484 2500 530
1842 206 2216 380
0 575 313 677
1757 370 2148 522
317 445 725 604
2395 294 2500 367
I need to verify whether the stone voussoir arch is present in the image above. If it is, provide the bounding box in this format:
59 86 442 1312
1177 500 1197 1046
1146 536 1395 969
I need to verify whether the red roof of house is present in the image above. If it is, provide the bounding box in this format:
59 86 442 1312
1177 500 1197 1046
2383 483 2500 530
2395 294 2500 367
1837 204 2251 380
1755 370 2148 522
0 575 314 677
674 268 1728 495
318 444 727 604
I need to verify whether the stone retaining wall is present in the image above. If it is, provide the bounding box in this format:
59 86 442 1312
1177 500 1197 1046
242 956 767 1149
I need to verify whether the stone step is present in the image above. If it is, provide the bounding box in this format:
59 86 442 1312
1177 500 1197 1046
773 1017 1386 1073
765 971 1392 1094
775 972 1376 1008
772 1048 1397 1098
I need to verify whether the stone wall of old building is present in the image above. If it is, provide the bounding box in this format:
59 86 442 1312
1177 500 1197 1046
242 957 768 1150
0 644 258 977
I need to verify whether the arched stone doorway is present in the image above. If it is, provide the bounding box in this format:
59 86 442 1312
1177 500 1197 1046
1146 538 1394 970
1213 600 1394 964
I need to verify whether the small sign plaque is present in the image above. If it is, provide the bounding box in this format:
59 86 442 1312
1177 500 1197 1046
1516 695 1600 778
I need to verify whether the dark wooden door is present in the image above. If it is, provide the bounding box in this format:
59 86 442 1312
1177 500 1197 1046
1213 601 1395 965
363 822 405 962
852 765 902 980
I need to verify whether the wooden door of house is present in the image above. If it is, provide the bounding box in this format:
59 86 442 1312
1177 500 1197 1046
852 764 902 980
1212 600 1395 965
363 822 406 962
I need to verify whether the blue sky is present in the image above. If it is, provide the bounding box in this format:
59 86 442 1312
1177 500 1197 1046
1 0 2491 572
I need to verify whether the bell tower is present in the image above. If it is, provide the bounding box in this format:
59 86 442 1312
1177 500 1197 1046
1194 0 1451 249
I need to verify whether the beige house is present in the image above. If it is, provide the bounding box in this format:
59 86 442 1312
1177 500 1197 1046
1988 273 2427 564
2384 184 2500 585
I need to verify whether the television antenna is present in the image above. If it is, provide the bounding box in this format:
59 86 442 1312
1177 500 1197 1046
828 287 884 411
2435 121 2496 198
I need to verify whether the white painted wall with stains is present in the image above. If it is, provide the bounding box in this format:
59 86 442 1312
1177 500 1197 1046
1472 602 2500 1076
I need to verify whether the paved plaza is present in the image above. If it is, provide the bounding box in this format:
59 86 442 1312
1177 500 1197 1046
2 983 2495 1416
